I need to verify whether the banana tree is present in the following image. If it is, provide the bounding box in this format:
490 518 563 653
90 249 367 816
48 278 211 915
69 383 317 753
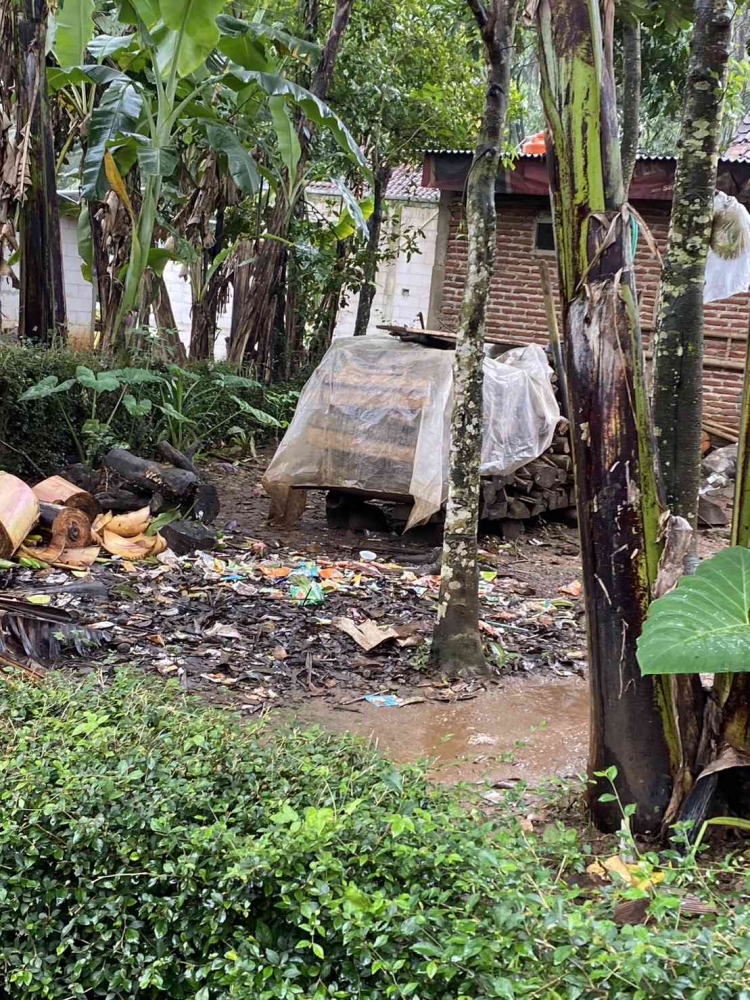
52 0 367 358
13 0 67 344
531 0 684 833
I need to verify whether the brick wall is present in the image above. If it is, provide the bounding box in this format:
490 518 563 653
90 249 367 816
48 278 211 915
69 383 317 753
439 193 750 430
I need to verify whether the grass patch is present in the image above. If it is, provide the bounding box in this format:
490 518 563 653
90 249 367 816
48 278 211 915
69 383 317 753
1 671 749 998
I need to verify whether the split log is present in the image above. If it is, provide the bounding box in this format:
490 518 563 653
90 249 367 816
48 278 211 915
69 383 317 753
96 492 153 514
33 476 101 521
157 441 199 476
0 473 40 558
104 449 199 500
38 503 92 548
192 483 220 525
161 519 217 555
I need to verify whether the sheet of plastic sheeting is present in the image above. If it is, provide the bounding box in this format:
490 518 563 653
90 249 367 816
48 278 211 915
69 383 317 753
262 337 560 531
262 337 454 529
704 192 750 304
480 345 560 477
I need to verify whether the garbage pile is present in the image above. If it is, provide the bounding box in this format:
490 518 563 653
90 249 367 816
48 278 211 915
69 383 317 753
699 443 738 527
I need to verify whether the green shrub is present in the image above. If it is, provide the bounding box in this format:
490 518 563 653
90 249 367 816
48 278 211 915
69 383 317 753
0 347 297 478
1 673 750 999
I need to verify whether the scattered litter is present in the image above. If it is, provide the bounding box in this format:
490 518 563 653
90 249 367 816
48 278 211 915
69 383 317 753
558 579 582 597
334 616 399 651
359 550 378 562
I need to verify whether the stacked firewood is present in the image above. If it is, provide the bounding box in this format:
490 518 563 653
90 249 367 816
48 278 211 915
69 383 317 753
480 421 575 526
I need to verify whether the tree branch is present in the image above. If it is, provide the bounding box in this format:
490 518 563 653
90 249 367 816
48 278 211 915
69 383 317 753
465 0 489 31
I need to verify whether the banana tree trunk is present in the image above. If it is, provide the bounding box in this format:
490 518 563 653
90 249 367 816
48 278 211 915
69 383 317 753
653 0 732 533
14 0 66 345
353 159 392 336
535 0 676 833
226 0 354 375
429 0 517 678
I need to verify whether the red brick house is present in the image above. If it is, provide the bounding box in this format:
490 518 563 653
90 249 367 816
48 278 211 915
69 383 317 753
421 148 750 432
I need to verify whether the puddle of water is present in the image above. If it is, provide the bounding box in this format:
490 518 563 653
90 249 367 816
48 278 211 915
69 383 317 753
288 677 589 786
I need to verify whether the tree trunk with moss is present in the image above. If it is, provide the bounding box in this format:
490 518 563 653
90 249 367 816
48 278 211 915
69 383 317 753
353 158 392 336
621 20 641 193
653 0 732 532
429 0 516 678
14 0 66 345
535 0 678 833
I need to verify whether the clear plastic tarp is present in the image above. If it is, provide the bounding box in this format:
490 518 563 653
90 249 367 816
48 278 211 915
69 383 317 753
262 337 560 530
704 192 750 304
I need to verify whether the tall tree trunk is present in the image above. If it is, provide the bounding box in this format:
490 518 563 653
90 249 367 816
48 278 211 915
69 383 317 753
621 20 641 193
535 0 676 833
353 158 392 336
189 296 217 361
14 0 66 345
653 0 732 533
429 0 517 678
226 0 354 373
145 272 187 365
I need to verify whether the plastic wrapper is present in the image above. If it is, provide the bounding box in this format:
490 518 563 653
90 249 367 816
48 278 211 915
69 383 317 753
704 192 750 304
262 337 560 531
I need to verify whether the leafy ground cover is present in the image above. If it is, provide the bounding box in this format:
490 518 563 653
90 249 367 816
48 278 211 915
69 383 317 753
1 671 749 999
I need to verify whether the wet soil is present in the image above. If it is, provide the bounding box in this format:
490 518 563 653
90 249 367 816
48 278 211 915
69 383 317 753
4 448 730 788
289 673 589 787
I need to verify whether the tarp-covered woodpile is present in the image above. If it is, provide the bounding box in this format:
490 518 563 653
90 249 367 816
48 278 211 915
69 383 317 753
262 337 562 531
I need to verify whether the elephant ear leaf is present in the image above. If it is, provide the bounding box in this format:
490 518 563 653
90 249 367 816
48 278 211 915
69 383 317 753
637 547 750 676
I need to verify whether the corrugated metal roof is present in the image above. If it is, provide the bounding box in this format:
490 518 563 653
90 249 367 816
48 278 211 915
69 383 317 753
424 148 750 164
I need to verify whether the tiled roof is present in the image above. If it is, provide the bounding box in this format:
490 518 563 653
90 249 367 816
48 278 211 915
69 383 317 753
307 165 439 203
726 112 750 161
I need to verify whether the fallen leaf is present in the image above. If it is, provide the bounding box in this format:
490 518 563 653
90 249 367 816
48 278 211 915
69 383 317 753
272 645 288 660
614 898 650 926
205 622 243 639
333 617 399 651
148 634 166 646
200 673 239 686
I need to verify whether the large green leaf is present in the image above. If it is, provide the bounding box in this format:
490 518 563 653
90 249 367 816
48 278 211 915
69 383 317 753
54 0 95 68
216 15 320 65
269 95 301 179
47 64 129 92
76 366 121 393
159 0 227 78
637 547 750 675
218 33 273 73
82 82 142 199
205 124 259 195
227 69 370 179
19 376 75 402
231 395 281 427
134 139 178 178
87 33 137 60
334 179 371 240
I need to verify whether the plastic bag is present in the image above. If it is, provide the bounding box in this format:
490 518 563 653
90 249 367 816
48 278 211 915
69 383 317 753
262 337 560 531
704 192 750 303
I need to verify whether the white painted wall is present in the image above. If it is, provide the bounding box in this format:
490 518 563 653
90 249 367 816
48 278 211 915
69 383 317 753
0 215 95 347
1 197 437 354
307 195 439 339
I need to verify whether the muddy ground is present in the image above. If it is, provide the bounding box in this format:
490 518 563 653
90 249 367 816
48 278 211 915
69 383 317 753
1 449 730 788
